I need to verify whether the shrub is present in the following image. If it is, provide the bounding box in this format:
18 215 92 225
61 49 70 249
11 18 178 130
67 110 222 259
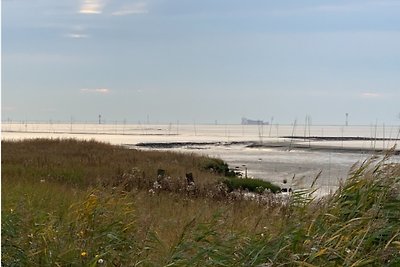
223 177 281 193
200 158 237 177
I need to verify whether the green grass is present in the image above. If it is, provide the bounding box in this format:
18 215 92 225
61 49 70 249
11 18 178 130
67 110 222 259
2 139 400 266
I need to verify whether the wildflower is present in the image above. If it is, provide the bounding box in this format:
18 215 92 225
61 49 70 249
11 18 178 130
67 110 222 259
10 208 14 213
81 251 88 257
98 258 104 264
153 181 162 189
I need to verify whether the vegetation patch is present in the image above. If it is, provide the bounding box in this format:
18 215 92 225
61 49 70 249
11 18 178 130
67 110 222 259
223 176 281 193
199 157 237 177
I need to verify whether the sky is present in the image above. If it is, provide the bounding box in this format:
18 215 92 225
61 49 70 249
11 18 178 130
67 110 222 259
2 0 400 125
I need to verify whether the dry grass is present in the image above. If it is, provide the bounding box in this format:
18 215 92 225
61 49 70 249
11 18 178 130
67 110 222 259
1 138 227 192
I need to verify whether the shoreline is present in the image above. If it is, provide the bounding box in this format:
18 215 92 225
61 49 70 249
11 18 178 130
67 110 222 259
135 140 400 155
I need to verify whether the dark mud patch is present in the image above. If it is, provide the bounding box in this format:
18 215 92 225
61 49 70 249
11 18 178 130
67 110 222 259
135 141 253 149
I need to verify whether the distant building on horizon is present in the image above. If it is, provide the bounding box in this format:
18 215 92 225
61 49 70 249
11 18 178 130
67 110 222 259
241 117 269 125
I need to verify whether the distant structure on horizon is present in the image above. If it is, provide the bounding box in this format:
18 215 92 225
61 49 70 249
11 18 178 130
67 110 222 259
241 117 269 125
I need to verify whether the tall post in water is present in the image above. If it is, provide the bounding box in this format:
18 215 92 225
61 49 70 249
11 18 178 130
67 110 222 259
258 121 264 144
98 115 102 135
383 123 386 149
276 123 279 140
193 120 197 136
269 116 274 137
345 113 349 126
308 116 312 147
341 127 344 148
123 119 126 135
374 120 378 150
289 119 297 151
370 123 374 149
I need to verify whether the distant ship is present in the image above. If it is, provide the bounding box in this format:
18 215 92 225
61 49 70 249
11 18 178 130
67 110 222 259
241 117 269 125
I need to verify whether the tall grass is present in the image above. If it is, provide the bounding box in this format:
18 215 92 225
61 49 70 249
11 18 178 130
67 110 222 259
2 181 281 266
2 139 400 266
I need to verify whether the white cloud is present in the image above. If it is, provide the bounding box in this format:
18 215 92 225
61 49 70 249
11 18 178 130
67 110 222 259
79 0 104 14
361 92 382 98
65 33 89 39
80 88 111 94
112 2 148 16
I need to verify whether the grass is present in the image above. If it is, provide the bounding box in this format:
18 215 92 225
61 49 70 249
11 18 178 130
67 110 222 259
2 139 400 266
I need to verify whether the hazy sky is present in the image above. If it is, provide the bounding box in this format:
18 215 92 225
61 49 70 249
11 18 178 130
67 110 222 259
2 0 400 125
